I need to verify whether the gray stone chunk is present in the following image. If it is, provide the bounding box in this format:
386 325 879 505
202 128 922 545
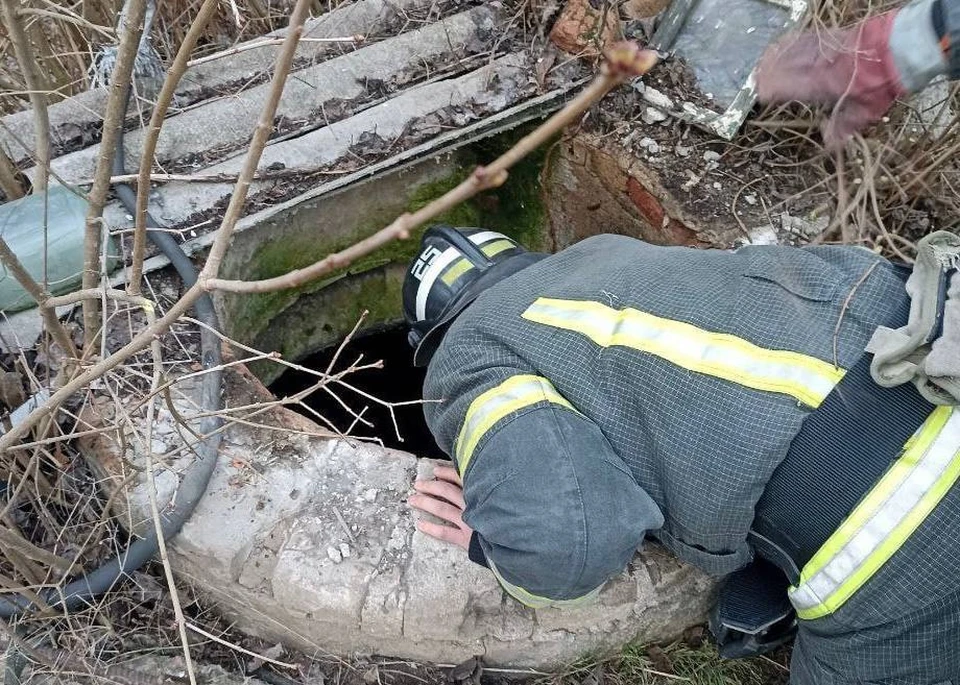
642 106 668 125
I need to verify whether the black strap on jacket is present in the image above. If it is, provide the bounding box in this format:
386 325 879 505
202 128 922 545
751 352 936 584
715 352 935 659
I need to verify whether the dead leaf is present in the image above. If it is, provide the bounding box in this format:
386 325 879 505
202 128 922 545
621 0 670 20
535 44 559 91
549 0 618 56
447 656 482 685
247 642 285 672
683 625 705 649
646 645 674 675
0 371 25 411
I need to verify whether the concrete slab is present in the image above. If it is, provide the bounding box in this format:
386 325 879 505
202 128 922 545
0 0 434 166
99 49 531 232
30 6 498 188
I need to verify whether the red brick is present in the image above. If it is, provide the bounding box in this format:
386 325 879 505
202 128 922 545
549 0 618 56
663 219 705 247
625 176 665 228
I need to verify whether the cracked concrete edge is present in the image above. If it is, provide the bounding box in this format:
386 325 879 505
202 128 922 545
0 0 434 167
30 5 498 188
77 363 716 668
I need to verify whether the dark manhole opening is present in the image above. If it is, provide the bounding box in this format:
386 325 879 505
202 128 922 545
269 325 447 460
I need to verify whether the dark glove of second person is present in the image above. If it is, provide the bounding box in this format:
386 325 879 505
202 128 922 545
756 0 948 148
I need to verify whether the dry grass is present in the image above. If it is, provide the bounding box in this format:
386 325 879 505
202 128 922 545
540 636 790 685
741 0 960 257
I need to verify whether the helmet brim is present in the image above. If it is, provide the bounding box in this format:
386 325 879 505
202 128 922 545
412 252 547 367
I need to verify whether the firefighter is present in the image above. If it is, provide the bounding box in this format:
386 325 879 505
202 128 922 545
405 0 960 682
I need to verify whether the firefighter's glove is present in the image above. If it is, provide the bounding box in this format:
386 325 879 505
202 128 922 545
756 0 947 148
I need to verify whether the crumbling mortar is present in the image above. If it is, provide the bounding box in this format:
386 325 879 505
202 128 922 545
396 515 418 638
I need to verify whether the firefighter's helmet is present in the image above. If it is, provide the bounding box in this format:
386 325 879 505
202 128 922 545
403 225 543 366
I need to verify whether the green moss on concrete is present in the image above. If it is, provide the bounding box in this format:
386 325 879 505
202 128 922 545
229 174 484 346
249 265 407 383
229 125 553 373
467 129 551 252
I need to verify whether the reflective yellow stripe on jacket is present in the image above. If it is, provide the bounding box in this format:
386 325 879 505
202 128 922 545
454 375 593 608
454 374 576 475
487 558 602 609
441 239 517 286
522 297 845 408
790 406 960 619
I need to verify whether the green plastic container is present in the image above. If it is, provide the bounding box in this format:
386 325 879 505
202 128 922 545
0 185 120 313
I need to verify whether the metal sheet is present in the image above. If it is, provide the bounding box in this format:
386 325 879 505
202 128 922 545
639 0 807 139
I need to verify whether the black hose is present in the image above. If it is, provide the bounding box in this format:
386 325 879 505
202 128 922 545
0 87 224 618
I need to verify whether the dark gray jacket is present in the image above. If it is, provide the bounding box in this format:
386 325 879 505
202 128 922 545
423 235 910 603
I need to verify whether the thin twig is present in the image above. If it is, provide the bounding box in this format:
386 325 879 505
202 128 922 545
731 177 763 239
44 287 153 309
323 311 368 377
145 348 198 685
130 0 221 295
186 34 364 68
203 43 659 294
184 621 300 669
0 525 77 575
100 168 353 185
835 146 852 243
832 260 879 367
17 7 114 37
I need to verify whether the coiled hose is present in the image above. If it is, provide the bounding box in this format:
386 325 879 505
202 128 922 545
0 88 224 619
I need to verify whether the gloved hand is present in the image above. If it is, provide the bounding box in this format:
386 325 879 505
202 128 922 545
756 0 948 148
756 11 905 148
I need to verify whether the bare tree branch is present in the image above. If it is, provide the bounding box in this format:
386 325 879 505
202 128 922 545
129 0 221 296
81 0 147 353
0 0 52 194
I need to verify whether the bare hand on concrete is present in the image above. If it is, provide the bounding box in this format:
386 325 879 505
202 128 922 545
408 466 473 550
